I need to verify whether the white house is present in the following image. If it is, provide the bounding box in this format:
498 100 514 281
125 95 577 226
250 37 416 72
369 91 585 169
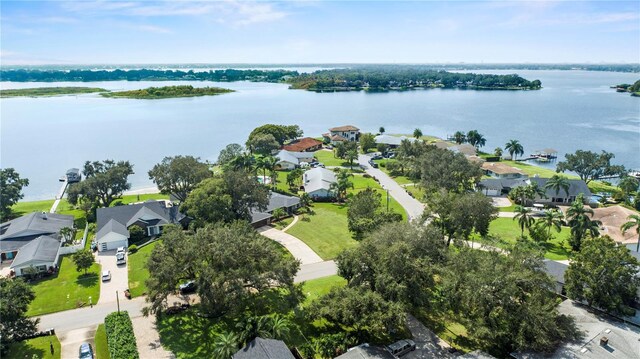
95 200 188 252
323 125 360 145
374 134 411 148
481 162 528 179
10 236 61 277
275 150 315 170
303 168 337 199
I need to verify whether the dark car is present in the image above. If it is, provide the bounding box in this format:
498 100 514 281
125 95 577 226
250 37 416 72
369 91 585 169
165 303 191 315
368 160 379 168
179 281 197 294
79 342 94 359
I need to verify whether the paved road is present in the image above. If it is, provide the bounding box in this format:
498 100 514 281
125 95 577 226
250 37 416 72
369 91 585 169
358 154 425 221
258 226 324 265
295 260 337 282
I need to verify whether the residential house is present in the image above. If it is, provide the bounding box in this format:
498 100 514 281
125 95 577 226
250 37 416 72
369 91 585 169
10 236 61 277
275 150 315 170
323 125 360 144
335 345 395 359
66 168 82 183
232 337 295 359
542 259 569 295
250 192 301 228
374 134 414 148
481 162 528 179
282 137 323 152
0 212 73 261
477 178 527 197
95 200 187 252
512 300 640 359
303 168 337 199
478 177 592 204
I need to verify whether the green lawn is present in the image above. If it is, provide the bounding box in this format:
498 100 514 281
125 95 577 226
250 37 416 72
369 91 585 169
113 193 169 206
301 275 347 306
127 241 159 297
27 255 101 316
350 174 407 219
273 216 294 230
375 159 415 186
415 310 477 354
94 324 110 359
314 150 352 167
287 203 357 260
10 199 55 216
4 335 61 359
478 217 572 260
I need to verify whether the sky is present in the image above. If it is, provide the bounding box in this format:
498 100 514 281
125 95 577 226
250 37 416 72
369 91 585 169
1 0 639 65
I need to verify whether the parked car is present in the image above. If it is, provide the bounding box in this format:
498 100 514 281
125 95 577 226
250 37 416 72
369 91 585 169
317 162 325 168
101 270 111 282
116 252 126 265
179 281 197 294
165 303 191 315
116 246 126 254
79 342 94 359
372 155 383 160
369 160 379 168
385 339 416 357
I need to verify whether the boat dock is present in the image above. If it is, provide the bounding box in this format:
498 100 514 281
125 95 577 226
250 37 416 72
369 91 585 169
50 181 68 213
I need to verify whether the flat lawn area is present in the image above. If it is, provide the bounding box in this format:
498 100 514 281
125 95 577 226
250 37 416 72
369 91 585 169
115 193 169 205
415 310 477 354
287 202 358 260
500 160 566 178
4 335 61 359
27 255 101 316
480 217 572 260
404 184 427 203
128 241 159 297
274 170 299 195
350 175 407 220
94 324 110 359
375 159 415 185
11 199 55 216
272 216 294 230
157 275 347 358
314 149 351 167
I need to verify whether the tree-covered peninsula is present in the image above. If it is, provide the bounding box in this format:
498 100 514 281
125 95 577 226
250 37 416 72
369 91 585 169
101 85 234 99
612 79 640 97
0 66 542 92
0 87 107 97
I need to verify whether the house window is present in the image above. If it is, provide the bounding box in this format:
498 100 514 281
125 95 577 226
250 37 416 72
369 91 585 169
148 226 161 236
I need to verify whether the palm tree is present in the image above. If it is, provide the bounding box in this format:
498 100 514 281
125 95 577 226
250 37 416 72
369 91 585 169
453 131 466 144
330 170 353 202
59 226 75 245
494 147 503 157
379 126 385 135
538 210 564 237
413 128 423 139
212 331 239 359
621 214 640 252
272 207 285 222
514 205 535 236
508 186 528 206
264 314 291 340
525 182 547 204
504 139 524 160
345 149 358 169
545 174 570 199
256 156 277 184
466 130 486 149
566 195 601 251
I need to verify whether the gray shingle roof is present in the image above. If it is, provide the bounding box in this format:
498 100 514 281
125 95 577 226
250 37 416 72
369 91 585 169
543 259 569 284
10 236 60 268
529 177 592 198
0 212 74 241
96 200 185 240
96 219 129 240
251 211 272 225
335 345 395 359
232 337 294 359
265 192 300 212
304 168 336 193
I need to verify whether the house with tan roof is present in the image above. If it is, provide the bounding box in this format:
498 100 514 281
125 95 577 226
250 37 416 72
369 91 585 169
481 162 528 179
323 125 360 144
282 137 323 152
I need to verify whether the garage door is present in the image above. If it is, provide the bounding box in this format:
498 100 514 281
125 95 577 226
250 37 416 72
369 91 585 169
104 239 128 251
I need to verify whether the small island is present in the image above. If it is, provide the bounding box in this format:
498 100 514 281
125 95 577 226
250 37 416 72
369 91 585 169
0 87 108 98
100 85 234 99
612 79 640 97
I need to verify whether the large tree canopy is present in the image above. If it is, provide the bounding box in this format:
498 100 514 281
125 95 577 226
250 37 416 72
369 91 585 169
145 223 300 317
338 222 447 309
347 188 402 238
217 143 244 166
67 160 134 208
247 124 302 146
181 169 269 225
0 277 39 354
148 155 211 202
564 236 640 316
556 150 626 184
0 168 29 219
418 148 483 193
443 247 579 355
246 133 280 156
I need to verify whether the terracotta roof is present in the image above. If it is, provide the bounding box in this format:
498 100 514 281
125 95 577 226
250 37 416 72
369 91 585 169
282 137 323 152
330 134 348 142
482 162 526 175
329 125 360 132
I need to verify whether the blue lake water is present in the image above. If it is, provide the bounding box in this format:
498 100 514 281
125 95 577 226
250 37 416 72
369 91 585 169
1 70 639 200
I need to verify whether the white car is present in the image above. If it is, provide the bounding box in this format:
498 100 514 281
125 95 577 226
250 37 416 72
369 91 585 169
116 252 126 265
101 270 111 281
116 246 126 254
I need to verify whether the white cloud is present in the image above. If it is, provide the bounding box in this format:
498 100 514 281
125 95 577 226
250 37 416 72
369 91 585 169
134 24 172 33
60 0 288 26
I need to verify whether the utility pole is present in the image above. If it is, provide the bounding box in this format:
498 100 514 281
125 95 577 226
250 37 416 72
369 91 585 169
386 189 390 212
116 291 120 313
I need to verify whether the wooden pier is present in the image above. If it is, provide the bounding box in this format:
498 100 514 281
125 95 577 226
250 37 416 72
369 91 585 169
49 181 68 213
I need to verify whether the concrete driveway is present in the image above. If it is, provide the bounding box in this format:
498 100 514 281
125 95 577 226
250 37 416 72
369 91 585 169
258 227 323 265
96 250 129 305
131 316 175 358
59 325 97 359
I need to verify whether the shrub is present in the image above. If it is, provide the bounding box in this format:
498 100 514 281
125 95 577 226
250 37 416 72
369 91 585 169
363 173 372 178
104 311 139 359
129 225 145 242
128 244 138 253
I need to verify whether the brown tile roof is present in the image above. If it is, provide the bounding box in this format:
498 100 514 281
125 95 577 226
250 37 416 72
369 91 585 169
329 125 360 132
331 134 348 142
482 162 526 175
282 137 323 152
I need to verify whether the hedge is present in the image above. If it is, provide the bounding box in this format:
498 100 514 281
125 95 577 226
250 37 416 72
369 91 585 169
104 311 139 359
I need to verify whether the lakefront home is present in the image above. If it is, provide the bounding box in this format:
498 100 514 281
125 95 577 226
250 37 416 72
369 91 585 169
0 212 73 261
275 150 315 170
250 192 301 228
374 134 415 148
282 137 323 152
303 167 337 199
95 200 187 252
323 125 360 144
481 162 528 179
10 236 61 277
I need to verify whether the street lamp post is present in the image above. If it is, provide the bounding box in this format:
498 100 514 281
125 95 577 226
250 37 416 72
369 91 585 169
386 189 390 212
89 296 92 308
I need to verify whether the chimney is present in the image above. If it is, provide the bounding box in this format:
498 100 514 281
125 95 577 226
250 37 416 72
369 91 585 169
41 211 48 220
600 337 609 347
